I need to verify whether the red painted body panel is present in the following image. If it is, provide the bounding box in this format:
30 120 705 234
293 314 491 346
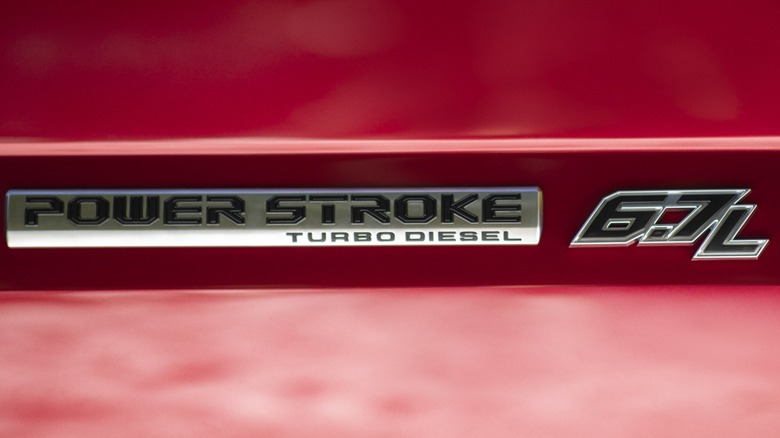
0 138 779 290
2 1 780 139
2 0 780 436
3 287 780 437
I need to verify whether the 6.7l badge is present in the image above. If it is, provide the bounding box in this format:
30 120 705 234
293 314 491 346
571 189 768 260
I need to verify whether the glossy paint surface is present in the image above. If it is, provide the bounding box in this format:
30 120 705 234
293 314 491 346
2 286 780 437
2 1 780 140
3 0 780 435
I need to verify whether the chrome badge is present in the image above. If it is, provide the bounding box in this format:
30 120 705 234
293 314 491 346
571 189 768 260
6 188 542 248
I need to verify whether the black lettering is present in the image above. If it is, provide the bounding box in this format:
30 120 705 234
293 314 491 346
164 196 202 225
394 195 436 224
68 197 109 226
266 196 305 225
114 196 159 225
287 232 302 242
309 195 348 224
354 232 372 242
582 194 666 240
482 231 500 241
377 232 395 241
307 232 326 242
24 196 64 226
442 194 478 223
206 196 245 225
460 231 478 241
699 207 764 256
331 232 349 242
503 231 522 241
674 193 739 239
483 194 522 223
351 195 390 224
438 231 456 241
406 231 425 241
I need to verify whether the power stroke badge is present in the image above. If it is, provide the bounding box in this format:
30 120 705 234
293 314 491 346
571 189 768 260
6 188 542 248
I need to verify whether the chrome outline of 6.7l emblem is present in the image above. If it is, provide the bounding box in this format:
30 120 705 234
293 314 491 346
571 189 768 260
